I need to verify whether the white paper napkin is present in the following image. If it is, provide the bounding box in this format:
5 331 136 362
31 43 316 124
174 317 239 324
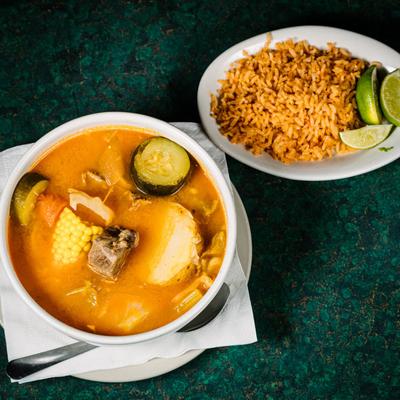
0 122 257 383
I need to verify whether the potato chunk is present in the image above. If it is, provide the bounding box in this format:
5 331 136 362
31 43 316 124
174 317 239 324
142 202 202 286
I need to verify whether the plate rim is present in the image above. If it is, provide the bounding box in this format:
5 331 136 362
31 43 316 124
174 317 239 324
197 25 400 181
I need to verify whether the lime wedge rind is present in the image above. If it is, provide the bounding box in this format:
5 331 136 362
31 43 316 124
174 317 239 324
356 65 383 125
380 69 400 127
340 125 393 150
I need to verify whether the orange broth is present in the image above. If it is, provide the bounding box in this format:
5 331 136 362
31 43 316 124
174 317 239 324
8 126 226 335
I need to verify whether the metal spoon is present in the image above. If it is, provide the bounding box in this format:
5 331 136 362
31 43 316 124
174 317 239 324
6 283 230 380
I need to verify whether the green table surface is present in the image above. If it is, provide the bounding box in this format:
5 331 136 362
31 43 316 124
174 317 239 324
1 0 399 398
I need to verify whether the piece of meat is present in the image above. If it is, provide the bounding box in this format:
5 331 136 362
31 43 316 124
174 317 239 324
88 226 139 280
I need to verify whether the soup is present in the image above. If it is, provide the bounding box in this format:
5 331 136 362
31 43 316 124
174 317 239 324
8 126 226 336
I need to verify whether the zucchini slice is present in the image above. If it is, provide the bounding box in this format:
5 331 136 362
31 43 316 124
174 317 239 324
131 137 191 196
12 172 49 225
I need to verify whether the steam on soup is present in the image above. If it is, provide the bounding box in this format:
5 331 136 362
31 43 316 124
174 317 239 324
8 126 226 336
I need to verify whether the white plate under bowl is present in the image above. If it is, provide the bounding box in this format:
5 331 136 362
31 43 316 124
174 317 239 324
0 185 252 383
198 25 400 181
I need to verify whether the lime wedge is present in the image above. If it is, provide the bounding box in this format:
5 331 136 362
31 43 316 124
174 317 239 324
380 69 400 127
340 125 393 149
356 65 383 125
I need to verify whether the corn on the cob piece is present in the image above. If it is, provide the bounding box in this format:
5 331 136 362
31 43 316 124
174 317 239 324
52 207 103 264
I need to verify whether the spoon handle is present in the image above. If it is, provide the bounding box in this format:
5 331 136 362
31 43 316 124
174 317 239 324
6 341 96 380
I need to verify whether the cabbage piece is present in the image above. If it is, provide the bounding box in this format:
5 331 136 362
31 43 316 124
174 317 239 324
68 188 114 225
200 231 226 276
97 136 132 189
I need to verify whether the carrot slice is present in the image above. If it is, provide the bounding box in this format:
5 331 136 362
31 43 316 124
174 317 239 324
36 194 68 227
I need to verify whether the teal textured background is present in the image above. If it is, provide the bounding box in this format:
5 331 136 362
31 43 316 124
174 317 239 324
0 0 399 398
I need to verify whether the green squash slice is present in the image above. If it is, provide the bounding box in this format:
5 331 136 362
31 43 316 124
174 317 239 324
12 172 49 225
131 137 191 196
